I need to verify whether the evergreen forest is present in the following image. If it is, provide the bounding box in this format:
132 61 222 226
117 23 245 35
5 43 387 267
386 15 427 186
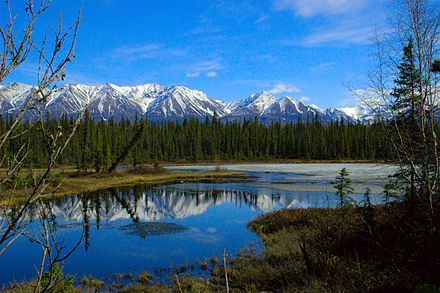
0 111 393 171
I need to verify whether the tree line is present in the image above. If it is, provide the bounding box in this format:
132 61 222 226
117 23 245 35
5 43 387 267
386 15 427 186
0 110 394 171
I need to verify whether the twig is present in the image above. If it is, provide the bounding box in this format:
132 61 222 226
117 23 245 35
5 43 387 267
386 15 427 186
174 274 183 293
223 248 229 293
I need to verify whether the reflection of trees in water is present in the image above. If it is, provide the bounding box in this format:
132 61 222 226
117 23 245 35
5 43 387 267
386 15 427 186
81 197 90 251
70 184 266 245
110 188 139 223
5 183 286 251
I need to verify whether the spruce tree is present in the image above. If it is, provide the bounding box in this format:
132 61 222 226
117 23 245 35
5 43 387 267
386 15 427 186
332 168 355 207
390 39 422 202
391 38 421 123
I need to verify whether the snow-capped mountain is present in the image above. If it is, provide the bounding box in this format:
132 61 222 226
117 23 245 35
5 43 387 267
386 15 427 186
0 82 378 123
147 86 226 121
46 84 96 117
87 84 147 120
260 96 353 124
224 92 278 121
0 82 34 114
261 96 311 123
320 107 354 123
340 105 383 123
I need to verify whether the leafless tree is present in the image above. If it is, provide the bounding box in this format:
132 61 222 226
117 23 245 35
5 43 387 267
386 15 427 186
0 0 86 290
368 0 440 232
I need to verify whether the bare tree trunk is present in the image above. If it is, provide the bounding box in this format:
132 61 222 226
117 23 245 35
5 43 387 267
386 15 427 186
107 122 144 173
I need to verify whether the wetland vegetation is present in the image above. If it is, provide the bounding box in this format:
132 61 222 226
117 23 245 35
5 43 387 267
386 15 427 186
1 0 440 291
0 165 245 205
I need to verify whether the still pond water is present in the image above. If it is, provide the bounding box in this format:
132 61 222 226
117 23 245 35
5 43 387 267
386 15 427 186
0 167 384 285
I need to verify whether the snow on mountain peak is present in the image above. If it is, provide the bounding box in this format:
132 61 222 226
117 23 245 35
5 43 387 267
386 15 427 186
310 104 323 112
275 96 306 113
0 82 378 123
224 91 277 119
0 82 33 104
145 85 226 120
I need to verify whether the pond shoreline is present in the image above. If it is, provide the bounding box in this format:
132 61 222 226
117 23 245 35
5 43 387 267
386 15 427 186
156 158 391 166
4 169 247 205
5 161 395 205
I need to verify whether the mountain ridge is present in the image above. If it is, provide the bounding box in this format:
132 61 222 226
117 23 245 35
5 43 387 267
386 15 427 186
0 82 378 123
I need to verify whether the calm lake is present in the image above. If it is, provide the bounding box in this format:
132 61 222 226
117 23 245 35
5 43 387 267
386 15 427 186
0 164 393 285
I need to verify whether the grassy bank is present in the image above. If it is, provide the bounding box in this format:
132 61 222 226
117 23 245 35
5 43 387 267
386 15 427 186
211 203 440 292
1 167 246 205
56 169 244 197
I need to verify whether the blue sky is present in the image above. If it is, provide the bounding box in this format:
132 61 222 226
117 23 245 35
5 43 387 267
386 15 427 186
2 0 389 107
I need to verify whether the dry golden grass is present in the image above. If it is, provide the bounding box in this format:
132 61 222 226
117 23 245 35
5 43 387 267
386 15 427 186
56 170 242 197
0 167 245 206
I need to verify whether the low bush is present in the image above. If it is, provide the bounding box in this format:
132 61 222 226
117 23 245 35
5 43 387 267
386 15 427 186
127 166 170 175
137 271 154 285
216 202 440 292
79 276 105 289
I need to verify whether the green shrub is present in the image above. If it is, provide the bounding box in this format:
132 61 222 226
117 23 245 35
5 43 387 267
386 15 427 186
39 262 75 293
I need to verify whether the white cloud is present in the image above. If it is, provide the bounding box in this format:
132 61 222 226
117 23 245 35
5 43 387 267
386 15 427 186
268 82 301 94
183 59 223 77
275 0 385 48
302 26 373 46
206 71 218 77
300 96 311 102
112 44 185 61
115 44 161 56
186 72 200 78
256 15 269 23
193 59 224 71
273 0 367 17
309 62 336 71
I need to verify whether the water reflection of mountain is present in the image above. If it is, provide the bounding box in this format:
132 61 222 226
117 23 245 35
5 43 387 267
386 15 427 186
49 183 312 223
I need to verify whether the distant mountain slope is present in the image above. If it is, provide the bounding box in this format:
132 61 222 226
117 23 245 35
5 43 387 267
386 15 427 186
147 86 226 121
224 92 277 121
339 105 383 123
260 97 353 124
0 82 378 123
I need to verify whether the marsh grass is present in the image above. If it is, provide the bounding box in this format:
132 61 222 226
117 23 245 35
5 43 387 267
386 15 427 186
116 283 171 292
137 271 154 285
79 276 105 289
207 203 440 292
173 275 220 293
57 170 243 197
1 168 244 206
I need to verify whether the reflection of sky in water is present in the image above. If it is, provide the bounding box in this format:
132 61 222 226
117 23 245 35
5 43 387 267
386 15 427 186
0 172 383 285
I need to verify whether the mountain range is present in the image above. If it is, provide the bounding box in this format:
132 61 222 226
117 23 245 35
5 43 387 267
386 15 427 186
0 82 379 124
